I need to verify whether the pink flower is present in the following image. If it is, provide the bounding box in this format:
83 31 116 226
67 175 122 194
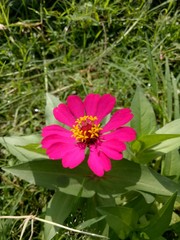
41 94 136 177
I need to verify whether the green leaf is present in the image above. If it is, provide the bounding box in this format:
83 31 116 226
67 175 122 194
131 140 142 153
169 221 180 235
45 93 61 125
152 137 180 154
165 57 173 121
141 192 177 239
131 111 180 164
20 143 46 155
172 73 180 119
162 149 180 180
0 135 46 162
125 192 153 217
77 216 106 230
44 191 78 240
137 191 155 204
3 160 94 198
77 197 109 237
156 119 180 134
130 86 157 137
133 134 180 164
97 206 138 239
138 134 180 151
152 119 180 153
3 159 180 200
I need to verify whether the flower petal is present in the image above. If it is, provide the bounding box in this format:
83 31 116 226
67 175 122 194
99 152 111 171
62 146 85 168
42 134 74 148
84 93 101 116
101 139 126 152
88 147 105 176
103 127 136 142
96 94 116 123
101 147 123 160
42 125 71 137
99 139 124 160
102 108 134 133
46 142 85 160
46 142 66 159
67 95 85 118
53 104 76 127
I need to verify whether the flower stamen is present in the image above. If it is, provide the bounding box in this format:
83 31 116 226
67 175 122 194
71 116 102 144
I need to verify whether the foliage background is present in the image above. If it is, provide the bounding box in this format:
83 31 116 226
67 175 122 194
0 0 180 239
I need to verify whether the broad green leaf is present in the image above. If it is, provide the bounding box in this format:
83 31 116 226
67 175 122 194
136 134 180 151
44 191 78 240
132 134 180 164
124 192 153 217
3 159 180 200
169 221 180 236
130 86 157 137
152 137 180 154
156 119 180 134
77 216 106 230
152 119 180 153
0 135 46 162
3 159 94 198
138 191 155 204
130 140 142 153
97 206 138 239
45 93 61 125
162 149 180 180
72 197 108 238
20 143 46 155
131 119 180 163
142 192 177 239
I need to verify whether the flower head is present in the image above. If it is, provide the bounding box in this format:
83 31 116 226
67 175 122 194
41 94 136 176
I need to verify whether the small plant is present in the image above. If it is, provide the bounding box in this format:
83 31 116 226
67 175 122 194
1 87 180 239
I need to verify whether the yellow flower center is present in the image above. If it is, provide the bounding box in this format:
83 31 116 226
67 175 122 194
71 115 102 144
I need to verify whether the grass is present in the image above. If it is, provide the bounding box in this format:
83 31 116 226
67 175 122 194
0 0 180 239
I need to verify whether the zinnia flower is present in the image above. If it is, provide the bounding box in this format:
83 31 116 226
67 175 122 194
41 94 136 176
